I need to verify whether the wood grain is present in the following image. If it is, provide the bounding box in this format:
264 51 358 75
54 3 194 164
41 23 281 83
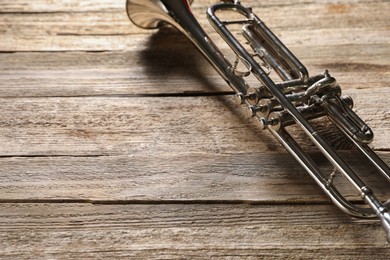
0 203 389 258
0 0 389 51
0 43 389 97
0 93 388 155
0 0 389 257
0 152 389 203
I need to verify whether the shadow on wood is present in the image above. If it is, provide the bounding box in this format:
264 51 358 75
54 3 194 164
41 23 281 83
138 27 226 94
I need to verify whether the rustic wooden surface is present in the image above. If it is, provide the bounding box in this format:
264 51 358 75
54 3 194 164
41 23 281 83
0 0 389 258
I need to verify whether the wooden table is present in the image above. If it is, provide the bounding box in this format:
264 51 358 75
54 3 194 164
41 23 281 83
1 0 389 258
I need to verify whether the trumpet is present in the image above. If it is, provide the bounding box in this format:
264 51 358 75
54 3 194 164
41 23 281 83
126 0 390 242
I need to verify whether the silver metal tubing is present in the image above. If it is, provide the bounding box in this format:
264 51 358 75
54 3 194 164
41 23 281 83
126 0 390 242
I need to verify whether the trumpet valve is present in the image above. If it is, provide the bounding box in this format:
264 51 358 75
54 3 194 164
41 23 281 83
246 104 267 117
234 85 271 105
340 95 354 109
254 116 277 130
234 92 257 104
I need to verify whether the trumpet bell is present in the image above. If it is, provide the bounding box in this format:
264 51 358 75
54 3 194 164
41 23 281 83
126 0 194 30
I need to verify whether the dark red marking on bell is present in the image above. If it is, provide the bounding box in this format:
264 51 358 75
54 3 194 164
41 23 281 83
182 0 192 12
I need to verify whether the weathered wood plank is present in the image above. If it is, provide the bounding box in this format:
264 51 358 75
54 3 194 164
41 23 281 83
0 45 229 97
0 0 122 13
0 43 388 97
0 96 269 156
0 2 388 35
1 27 388 52
0 0 385 13
0 152 389 202
0 0 388 51
0 203 389 258
0 94 388 156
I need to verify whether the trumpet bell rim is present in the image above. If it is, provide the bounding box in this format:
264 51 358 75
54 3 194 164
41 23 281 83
126 0 194 29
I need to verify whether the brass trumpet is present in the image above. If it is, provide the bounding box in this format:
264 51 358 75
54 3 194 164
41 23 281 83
126 0 390 242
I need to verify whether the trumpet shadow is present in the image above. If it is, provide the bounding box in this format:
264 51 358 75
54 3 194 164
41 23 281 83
138 27 226 94
136 26 282 146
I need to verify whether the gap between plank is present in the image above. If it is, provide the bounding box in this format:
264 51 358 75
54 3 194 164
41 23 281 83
0 198 342 206
0 91 235 99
